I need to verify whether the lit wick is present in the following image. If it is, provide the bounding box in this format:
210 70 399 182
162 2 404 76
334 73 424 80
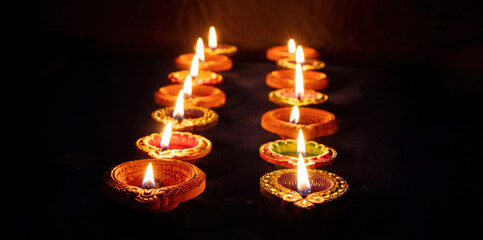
289 106 299 124
295 63 304 100
196 38 205 62
209 26 217 50
296 153 311 196
173 90 185 121
288 39 296 54
190 55 199 79
297 129 306 156
295 45 305 65
183 74 193 98
142 162 155 189
160 122 172 150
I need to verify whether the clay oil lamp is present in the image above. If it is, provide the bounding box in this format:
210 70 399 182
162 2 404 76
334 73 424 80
169 54 223 85
268 64 328 107
104 158 206 212
155 74 226 108
201 26 238 56
261 105 340 140
260 153 348 215
175 37 232 72
152 90 218 132
136 122 212 164
277 45 325 71
259 129 337 168
266 39 319 61
266 67 329 91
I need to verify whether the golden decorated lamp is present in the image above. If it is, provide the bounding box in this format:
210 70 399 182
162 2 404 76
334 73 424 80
202 26 238 56
277 45 325 70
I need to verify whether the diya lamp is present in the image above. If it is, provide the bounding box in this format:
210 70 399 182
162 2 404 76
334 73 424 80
259 152 348 215
136 122 212 164
266 39 320 61
155 73 226 108
104 158 206 212
169 54 223 85
277 45 325 71
261 105 340 140
266 64 329 91
268 63 328 107
175 37 232 72
259 129 337 168
152 90 219 132
201 26 238 56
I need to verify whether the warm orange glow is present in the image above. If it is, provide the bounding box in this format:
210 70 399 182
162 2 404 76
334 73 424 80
288 39 296 53
142 162 155 189
190 55 199 78
196 38 205 62
297 129 306 156
289 106 299 124
297 153 311 195
183 74 192 98
173 90 184 121
295 45 305 64
295 63 304 99
160 122 172 150
209 26 217 49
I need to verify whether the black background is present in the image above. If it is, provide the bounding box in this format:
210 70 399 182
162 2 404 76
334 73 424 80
5 1 482 239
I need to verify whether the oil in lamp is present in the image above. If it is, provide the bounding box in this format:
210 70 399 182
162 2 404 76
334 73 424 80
104 158 206 212
154 72 226 109
136 122 212 163
169 54 223 85
259 129 337 168
202 26 238 56
266 39 320 61
175 37 232 72
277 45 325 71
152 90 218 132
268 63 328 107
260 151 348 214
261 105 340 140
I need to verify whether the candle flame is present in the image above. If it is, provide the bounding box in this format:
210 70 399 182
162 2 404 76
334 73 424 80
289 106 299 124
288 39 296 53
209 26 217 49
295 63 304 99
142 162 155 189
183 74 192 98
297 153 311 196
297 129 306 156
196 38 205 62
160 122 172 150
295 45 305 64
190 55 199 78
173 90 184 121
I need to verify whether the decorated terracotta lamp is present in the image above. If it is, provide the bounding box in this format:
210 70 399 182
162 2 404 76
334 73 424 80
152 90 218 132
277 45 325 71
266 39 319 61
201 26 238 56
169 54 223 85
155 74 226 108
104 158 206 212
261 106 340 140
266 68 329 91
136 122 212 164
260 154 348 214
268 64 327 107
175 37 232 72
259 129 337 168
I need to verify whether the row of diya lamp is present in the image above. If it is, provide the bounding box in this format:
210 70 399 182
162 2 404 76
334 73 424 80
103 26 348 215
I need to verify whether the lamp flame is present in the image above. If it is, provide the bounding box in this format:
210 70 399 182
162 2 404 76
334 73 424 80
297 153 311 196
209 26 217 49
295 45 305 64
297 129 306 156
142 162 155 189
196 38 205 62
288 39 296 53
295 63 304 99
173 90 184 121
160 122 172 150
190 55 199 78
183 74 192 98
289 106 299 124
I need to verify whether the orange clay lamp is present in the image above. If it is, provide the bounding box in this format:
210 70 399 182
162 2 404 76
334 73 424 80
104 159 206 212
175 37 232 72
152 90 218 132
169 50 223 85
